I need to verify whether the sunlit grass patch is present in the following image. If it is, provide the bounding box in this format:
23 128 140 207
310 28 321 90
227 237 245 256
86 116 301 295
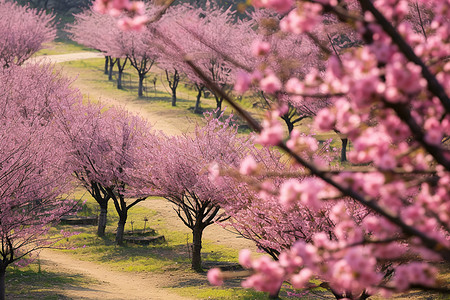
170 285 268 299
35 41 94 56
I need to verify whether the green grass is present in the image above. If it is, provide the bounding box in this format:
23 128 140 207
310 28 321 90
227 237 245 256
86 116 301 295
52 191 340 299
35 41 95 56
171 286 269 299
49 191 258 298
6 262 90 299
59 56 264 135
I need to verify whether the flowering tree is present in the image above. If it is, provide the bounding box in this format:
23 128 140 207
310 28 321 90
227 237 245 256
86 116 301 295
58 103 112 237
67 8 120 78
0 0 55 68
0 63 79 300
146 113 254 271
61 103 157 244
96 0 450 297
160 3 250 114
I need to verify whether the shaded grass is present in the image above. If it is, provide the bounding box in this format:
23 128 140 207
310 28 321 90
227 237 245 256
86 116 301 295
6 262 91 299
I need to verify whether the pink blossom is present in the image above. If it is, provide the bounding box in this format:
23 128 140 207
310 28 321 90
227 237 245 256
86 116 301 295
285 77 304 94
257 117 284 146
280 3 322 34
394 263 437 292
424 117 443 145
208 163 220 183
279 179 302 207
128 1 145 15
259 73 282 94
117 15 148 31
207 268 224 286
291 268 313 288
252 0 294 13
315 109 336 131
286 129 319 152
252 40 271 56
234 70 252 94
240 155 258 175
239 249 253 269
242 256 284 295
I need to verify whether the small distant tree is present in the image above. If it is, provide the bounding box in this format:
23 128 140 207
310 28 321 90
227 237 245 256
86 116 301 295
0 0 55 68
125 30 158 97
67 8 117 76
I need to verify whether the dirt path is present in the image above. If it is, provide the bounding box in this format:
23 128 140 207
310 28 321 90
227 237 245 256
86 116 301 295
32 52 104 63
38 249 191 300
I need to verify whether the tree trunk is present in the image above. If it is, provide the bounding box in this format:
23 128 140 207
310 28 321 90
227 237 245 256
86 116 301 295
194 88 202 114
116 58 127 90
104 56 109 75
341 137 348 162
214 95 223 117
0 269 5 300
171 89 177 106
97 203 108 237
108 58 116 81
191 224 204 272
281 115 294 134
115 218 126 246
138 74 144 97
117 70 123 90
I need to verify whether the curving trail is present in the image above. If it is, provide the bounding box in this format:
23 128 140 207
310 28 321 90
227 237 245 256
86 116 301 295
38 249 191 300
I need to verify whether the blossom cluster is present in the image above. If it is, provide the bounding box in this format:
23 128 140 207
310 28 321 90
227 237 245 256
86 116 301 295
93 0 148 30
221 0 450 297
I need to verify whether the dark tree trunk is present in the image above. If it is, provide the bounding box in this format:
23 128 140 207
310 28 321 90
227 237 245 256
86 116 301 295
117 71 123 90
341 137 348 162
269 289 281 299
116 58 127 90
0 268 5 300
115 218 126 245
104 56 109 75
214 94 223 117
166 69 179 107
191 224 204 272
108 58 116 81
194 85 203 114
171 90 177 106
97 203 108 237
138 74 145 97
282 116 294 133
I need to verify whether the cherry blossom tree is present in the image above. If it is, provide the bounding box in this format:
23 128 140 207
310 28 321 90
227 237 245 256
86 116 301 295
146 113 254 271
0 0 55 68
120 5 161 97
157 3 253 114
60 103 157 244
0 63 79 300
58 103 112 237
67 8 114 75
